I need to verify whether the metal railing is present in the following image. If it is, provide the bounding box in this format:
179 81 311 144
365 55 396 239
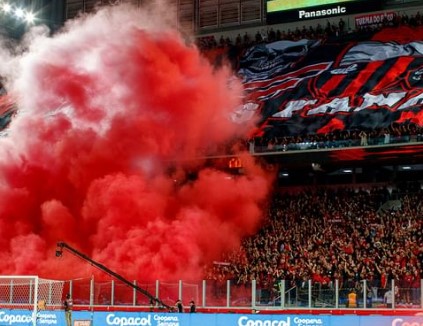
55 278 423 310
252 134 423 154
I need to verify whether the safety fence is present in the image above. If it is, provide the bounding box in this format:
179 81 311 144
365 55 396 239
59 278 423 311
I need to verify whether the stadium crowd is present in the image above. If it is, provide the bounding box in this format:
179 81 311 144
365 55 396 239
252 123 423 153
199 8 423 307
206 186 423 306
197 10 420 52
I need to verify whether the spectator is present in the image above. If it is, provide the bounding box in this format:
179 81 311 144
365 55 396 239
63 293 73 326
189 300 196 313
359 130 368 146
175 299 183 313
347 288 357 308
384 289 394 308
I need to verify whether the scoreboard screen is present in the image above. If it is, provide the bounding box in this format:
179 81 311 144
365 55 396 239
266 0 383 24
267 0 357 14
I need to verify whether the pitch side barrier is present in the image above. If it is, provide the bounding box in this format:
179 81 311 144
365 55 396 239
0 310 422 326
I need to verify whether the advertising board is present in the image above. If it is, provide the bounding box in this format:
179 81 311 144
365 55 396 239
266 0 383 24
0 309 421 326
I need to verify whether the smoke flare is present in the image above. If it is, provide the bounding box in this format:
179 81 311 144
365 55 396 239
0 3 273 282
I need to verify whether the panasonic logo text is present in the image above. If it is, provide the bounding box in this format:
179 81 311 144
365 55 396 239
299 6 346 19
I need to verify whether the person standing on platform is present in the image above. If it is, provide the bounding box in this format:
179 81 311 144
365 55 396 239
347 289 357 308
384 289 394 308
175 299 183 313
189 300 196 313
63 293 73 326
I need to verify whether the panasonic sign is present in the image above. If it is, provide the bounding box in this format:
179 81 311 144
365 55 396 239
299 6 346 19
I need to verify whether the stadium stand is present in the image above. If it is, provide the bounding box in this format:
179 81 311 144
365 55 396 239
194 8 423 310
206 185 422 308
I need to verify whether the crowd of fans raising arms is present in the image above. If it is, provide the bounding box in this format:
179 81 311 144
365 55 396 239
197 10 422 53
253 123 423 153
206 186 423 305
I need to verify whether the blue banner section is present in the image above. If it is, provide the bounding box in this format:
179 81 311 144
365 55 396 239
359 316 423 326
0 309 421 326
0 309 64 325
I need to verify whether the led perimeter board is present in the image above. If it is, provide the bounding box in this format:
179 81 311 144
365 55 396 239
266 0 383 24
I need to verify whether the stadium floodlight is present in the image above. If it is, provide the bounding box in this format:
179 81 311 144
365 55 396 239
14 7 25 19
0 1 38 25
24 11 35 23
1 2 11 13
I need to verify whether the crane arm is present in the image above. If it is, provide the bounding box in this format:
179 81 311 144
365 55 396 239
56 241 171 310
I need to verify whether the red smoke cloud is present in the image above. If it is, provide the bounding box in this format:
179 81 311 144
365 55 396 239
0 4 273 282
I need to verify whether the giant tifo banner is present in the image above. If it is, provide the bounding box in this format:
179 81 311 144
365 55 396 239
235 26 423 138
0 310 422 326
